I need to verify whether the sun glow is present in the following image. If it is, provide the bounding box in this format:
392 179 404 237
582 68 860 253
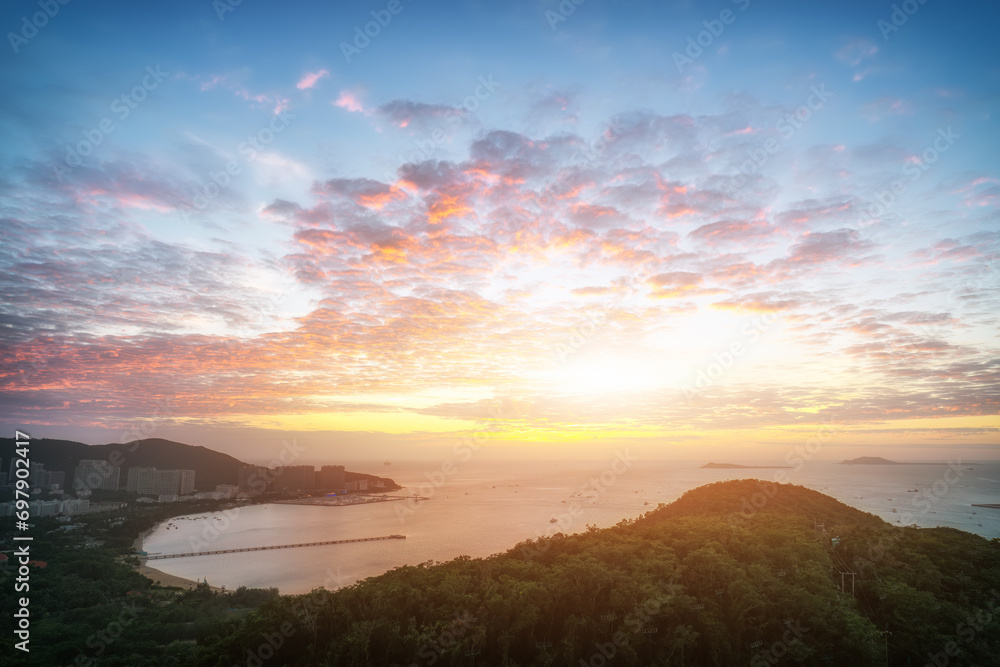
532 354 677 396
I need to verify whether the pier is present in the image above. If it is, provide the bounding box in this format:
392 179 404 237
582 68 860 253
143 534 406 560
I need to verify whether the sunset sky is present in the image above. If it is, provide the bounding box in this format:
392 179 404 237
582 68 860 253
1 0 998 463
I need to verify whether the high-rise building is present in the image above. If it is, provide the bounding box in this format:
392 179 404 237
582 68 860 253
320 465 346 491
126 468 196 495
239 465 272 492
44 470 66 489
273 465 314 492
73 459 121 492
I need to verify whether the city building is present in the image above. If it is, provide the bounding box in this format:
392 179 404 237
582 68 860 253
44 470 66 490
215 484 239 498
320 465 346 492
126 467 196 495
73 459 121 492
29 499 61 517
60 498 90 515
273 465 315 492
239 465 272 492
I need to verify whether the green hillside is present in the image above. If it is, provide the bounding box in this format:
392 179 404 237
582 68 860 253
192 480 1000 666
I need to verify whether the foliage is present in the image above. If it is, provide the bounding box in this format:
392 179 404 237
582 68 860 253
3 481 997 666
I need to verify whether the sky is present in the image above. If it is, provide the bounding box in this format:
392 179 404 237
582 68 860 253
1 0 998 464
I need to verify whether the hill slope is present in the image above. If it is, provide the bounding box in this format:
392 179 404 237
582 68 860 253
0 437 398 491
194 480 1000 667
0 437 245 489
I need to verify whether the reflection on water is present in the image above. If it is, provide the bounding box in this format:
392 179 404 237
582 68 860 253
143 460 1000 594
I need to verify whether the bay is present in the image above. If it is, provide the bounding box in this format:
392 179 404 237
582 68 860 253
141 459 1000 595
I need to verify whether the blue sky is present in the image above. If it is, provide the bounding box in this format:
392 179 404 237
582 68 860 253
1 0 998 462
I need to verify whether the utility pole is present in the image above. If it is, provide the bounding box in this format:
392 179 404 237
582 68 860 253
839 571 855 596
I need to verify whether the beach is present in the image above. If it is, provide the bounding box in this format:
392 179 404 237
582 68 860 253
132 523 224 591
140 459 1000 595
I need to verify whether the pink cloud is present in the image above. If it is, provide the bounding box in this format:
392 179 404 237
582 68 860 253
334 89 366 114
296 69 330 90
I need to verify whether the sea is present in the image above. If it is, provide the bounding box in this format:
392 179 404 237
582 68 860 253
141 459 1000 595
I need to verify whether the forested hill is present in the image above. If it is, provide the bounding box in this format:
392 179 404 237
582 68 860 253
0 437 399 491
0 437 245 489
196 480 1000 667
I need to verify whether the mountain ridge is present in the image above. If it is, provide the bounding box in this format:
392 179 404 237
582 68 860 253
0 436 398 491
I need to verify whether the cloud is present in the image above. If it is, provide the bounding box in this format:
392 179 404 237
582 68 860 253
334 89 367 114
646 271 702 298
690 219 777 245
3 96 997 445
781 229 874 266
296 69 329 90
377 100 465 130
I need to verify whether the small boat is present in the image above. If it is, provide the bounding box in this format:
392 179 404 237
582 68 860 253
907 489 918 492
550 518 558 523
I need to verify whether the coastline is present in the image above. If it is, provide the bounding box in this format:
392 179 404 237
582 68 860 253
132 520 224 591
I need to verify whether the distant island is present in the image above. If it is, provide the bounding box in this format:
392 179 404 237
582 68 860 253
840 456 902 465
839 456 965 465
701 462 793 469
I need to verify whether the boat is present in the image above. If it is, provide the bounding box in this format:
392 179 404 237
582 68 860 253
549 518 558 523
907 489 918 492
384 460 391 466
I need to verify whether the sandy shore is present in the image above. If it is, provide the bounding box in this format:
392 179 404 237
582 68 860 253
132 522 223 591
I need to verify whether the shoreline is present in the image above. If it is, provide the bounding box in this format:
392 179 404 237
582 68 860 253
132 520 223 591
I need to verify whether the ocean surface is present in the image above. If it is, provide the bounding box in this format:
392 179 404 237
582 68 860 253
142 459 1000 595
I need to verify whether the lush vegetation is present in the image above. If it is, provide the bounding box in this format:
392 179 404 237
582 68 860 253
193 481 999 666
0 499 278 667
3 481 998 666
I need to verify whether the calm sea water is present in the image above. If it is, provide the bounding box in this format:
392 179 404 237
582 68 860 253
142 459 1000 595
